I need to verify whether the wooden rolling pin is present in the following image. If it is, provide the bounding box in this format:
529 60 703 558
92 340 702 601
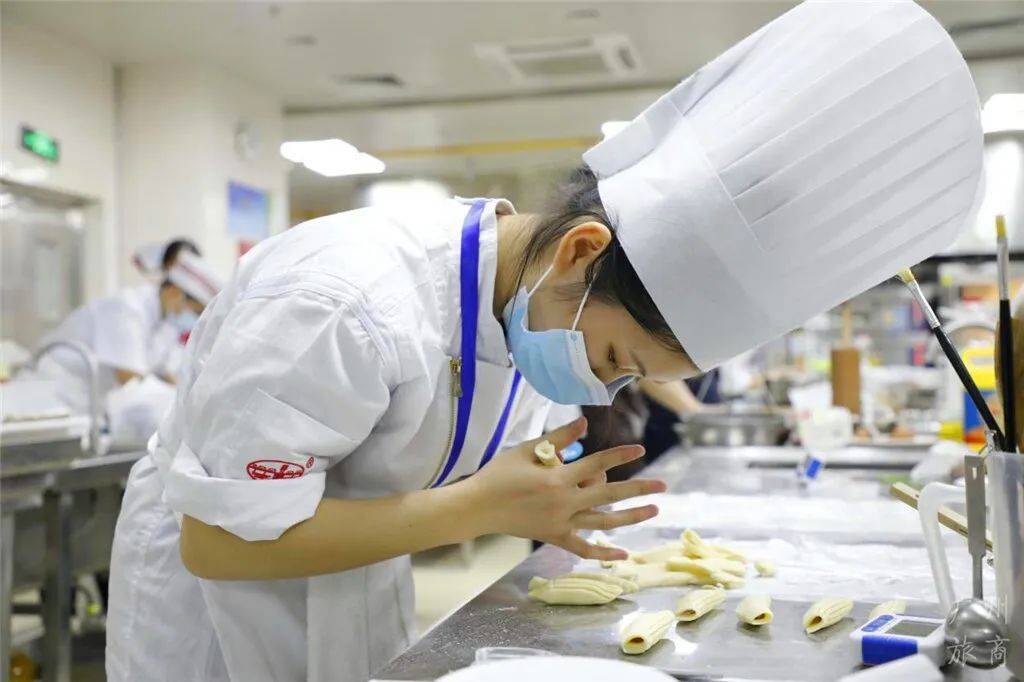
890 482 993 551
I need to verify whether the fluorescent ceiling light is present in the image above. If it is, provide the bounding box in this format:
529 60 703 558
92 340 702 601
982 93 1024 134
279 138 385 177
363 179 449 208
601 120 630 139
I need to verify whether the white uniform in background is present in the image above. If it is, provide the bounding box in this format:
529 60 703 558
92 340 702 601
106 198 552 682
37 285 164 413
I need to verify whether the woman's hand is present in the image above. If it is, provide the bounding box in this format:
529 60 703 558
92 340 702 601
463 417 666 561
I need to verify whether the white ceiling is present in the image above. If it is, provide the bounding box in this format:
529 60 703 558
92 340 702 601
6 0 1023 208
4 0 1022 111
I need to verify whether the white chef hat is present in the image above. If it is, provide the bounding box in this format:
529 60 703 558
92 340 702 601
584 0 984 371
132 242 165 276
166 252 224 306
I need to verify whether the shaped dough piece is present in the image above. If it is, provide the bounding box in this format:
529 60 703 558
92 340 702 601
803 597 853 633
707 543 747 563
617 562 700 589
621 610 677 655
633 542 685 564
754 559 776 577
534 440 560 466
701 556 746 577
527 576 622 605
560 572 639 594
675 587 727 622
736 594 774 625
665 557 746 587
680 529 747 563
868 599 906 621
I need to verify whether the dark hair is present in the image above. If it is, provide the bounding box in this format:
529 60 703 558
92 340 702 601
517 166 684 355
162 238 200 271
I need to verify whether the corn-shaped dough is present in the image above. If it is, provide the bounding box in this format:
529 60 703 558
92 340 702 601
707 543 747 563
868 599 906 621
754 559 776 577
560 572 639 594
735 594 774 626
621 610 676 655
665 557 746 588
616 562 700 589
675 587 726 622
527 575 622 605
680 529 747 563
633 542 685 564
534 440 559 466
803 597 853 633
701 556 746 577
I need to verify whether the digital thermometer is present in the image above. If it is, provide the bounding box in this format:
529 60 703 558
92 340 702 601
849 614 946 667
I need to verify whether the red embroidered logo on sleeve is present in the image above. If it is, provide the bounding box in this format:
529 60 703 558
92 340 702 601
246 460 306 480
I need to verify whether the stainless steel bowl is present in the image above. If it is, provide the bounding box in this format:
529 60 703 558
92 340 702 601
674 409 790 448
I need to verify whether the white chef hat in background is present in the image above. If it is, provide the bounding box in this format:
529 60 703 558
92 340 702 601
166 252 224 306
132 242 165 277
585 0 984 370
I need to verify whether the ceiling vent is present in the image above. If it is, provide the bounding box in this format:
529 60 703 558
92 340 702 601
476 34 640 82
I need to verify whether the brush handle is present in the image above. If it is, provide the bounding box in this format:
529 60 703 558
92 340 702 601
935 328 1006 448
1000 300 1018 452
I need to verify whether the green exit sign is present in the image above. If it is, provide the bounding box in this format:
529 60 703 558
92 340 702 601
20 125 60 162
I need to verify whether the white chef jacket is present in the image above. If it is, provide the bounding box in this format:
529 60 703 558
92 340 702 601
36 284 163 413
106 198 552 682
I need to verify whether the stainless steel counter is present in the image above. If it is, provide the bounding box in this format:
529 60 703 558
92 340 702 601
1 439 145 682
376 446 1013 681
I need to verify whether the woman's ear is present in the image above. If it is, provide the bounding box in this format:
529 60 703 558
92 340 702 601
551 222 612 274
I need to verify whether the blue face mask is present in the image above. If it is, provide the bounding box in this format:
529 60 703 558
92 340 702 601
502 265 635 406
167 308 199 335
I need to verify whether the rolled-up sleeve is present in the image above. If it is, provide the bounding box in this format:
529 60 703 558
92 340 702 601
160 288 390 541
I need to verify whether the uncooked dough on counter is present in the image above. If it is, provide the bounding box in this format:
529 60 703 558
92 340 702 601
735 594 774 626
665 557 745 588
754 559 776 577
556 572 639 594
527 575 622 605
620 610 677 655
803 597 853 634
534 440 559 466
675 586 726 622
682 528 747 563
867 599 906 620
633 542 685 564
612 562 701 589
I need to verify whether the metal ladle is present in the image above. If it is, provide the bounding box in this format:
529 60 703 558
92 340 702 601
943 452 1009 668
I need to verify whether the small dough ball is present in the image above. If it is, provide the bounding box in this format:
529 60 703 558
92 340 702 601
534 440 560 466
754 559 776 577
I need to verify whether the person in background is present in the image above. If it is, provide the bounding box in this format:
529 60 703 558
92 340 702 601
134 238 203 379
132 238 200 279
34 252 223 413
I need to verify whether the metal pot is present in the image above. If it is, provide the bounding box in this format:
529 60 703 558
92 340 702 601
674 408 790 448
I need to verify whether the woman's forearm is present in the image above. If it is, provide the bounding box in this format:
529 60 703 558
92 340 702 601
180 480 486 581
